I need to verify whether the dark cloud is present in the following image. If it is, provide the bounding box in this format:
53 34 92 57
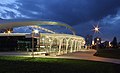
74 9 120 41
1 0 120 41
1 0 120 24
14 0 120 25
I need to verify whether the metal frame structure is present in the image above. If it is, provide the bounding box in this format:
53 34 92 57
0 20 85 55
39 33 85 55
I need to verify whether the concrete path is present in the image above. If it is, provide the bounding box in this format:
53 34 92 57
0 50 120 64
57 50 120 64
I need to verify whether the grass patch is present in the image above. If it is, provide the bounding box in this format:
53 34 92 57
94 49 120 59
0 56 120 73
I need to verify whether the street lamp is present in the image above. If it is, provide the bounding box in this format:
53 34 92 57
7 30 11 33
93 25 100 51
42 37 45 48
33 29 39 33
93 25 100 33
31 29 39 57
96 37 100 50
97 38 99 41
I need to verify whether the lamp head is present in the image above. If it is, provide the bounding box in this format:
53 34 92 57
33 29 39 33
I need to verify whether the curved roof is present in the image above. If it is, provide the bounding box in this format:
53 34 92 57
0 21 76 35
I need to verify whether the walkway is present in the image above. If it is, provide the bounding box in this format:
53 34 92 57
57 50 120 64
0 50 120 64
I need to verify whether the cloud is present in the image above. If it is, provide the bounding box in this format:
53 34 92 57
99 9 120 41
0 0 30 19
1 0 120 41
1 1 120 24
73 9 120 41
1 0 120 25
0 0 17 5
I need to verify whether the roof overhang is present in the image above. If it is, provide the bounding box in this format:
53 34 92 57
0 21 76 35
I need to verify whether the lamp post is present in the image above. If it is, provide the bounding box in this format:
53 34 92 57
39 32 41 51
96 38 99 51
31 29 39 58
42 37 45 50
31 31 34 58
93 25 100 51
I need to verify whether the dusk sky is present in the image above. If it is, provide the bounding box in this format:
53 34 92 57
0 0 120 41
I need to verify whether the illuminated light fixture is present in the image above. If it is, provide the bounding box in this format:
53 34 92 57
42 38 45 41
33 29 39 34
49 39 52 42
7 30 11 33
97 38 99 41
94 26 99 32
93 25 100 33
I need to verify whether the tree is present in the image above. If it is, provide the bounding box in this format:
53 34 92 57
111 37 118 48
118 42 120 48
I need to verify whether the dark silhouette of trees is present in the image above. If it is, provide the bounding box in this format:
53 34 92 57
118 42 120 48
111 37 118 48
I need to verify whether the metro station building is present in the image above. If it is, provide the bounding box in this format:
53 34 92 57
0 20 85 55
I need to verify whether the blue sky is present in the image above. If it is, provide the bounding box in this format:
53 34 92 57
0 0 120 41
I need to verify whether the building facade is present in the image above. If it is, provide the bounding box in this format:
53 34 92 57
0 20 85 55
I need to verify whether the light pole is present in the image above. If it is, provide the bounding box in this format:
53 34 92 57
96 38 100 51
42 37 45 51
31 29 39 58
93 25 100 51
39 32 41 51
31 31 34 58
